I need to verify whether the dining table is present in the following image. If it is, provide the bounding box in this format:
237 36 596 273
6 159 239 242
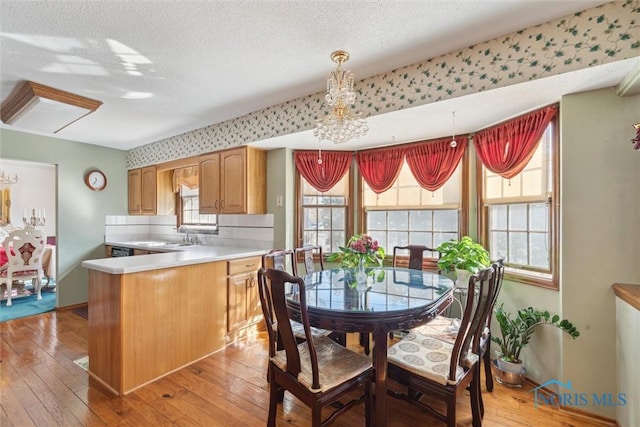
287 266 454 427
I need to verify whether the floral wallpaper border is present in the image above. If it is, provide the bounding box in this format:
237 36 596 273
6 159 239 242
128 0 639 169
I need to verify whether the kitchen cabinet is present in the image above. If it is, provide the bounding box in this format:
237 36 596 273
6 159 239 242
226 256 262 335
199 146 266 214
128 166 157 215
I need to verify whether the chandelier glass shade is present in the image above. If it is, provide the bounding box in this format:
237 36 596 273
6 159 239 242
314 51 368 144
0 171 18 189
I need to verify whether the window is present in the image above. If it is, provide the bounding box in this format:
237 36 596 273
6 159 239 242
363 160 463 251
479 120 558 288
298 172 351 253
179 185 217 226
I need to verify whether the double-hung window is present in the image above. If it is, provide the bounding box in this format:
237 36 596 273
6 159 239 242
298 172 351 253
363 160 464 254
478 118 558 288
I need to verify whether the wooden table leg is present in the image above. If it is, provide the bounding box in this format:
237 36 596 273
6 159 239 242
372 328 388 427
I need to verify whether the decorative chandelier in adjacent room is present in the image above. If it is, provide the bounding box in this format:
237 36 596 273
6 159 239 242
313 50 368 144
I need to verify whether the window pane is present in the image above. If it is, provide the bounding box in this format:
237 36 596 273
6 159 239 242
530 232 549 268
410 232 432 247
317 231 331 252
491 205 507 230
331 231 345 252
509 231 528 265
434 232 457 247
508 204 527 231
388 232 408 249
529 203 548 232
331 207 345 230
410 210 431 231
368 211 386 230
317 208 331 229
434 210 457 231
490 231 508 261
388 211 408 231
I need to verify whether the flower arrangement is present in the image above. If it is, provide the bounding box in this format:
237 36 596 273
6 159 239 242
326 234 386 269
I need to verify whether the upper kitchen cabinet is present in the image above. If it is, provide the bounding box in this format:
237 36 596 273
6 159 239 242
128 166 157 215
199 146 266 214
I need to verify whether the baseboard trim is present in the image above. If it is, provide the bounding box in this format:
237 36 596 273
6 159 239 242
523 378 618 426
56 302 88 311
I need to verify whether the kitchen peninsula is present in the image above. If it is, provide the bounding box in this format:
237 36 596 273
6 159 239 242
82 244 266 396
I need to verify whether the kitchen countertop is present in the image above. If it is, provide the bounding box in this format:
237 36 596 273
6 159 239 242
82 241 266 274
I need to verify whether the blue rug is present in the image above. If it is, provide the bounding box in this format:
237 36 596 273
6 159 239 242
0 286 56 323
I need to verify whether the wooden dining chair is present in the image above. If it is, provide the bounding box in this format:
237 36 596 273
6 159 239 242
392 244 440 272
386 265 498 427
0 226 46 306
257 268 373 427
295 244 324 275
261 249 332 343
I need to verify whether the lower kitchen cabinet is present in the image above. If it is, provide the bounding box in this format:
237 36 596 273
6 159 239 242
226 256 262 336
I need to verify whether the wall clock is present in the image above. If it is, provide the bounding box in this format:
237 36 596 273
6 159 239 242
85 169 107 191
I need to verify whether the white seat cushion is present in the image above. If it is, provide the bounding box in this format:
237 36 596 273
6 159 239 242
289 320 332 339
388 330 478 386
272 336 372 393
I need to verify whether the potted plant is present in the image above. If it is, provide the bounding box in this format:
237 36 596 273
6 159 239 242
326 234 385 287
436 236 491 285
491 304 580 383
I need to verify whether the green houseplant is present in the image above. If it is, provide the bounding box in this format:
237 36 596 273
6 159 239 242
436 236 491 285
492 304 580 378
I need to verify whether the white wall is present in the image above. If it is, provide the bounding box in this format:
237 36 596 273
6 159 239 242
0 159 56 238
560 88 640 418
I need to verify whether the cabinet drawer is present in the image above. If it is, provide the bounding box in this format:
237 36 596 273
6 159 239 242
227 256 261 275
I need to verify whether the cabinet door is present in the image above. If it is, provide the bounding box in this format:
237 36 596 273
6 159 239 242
227 273 249 333
128 169 142 214
199 153 220 214
246 274 262 326
220 148 246 214
140 166 157 214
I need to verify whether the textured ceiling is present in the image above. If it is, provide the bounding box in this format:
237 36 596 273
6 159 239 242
0 0 633 152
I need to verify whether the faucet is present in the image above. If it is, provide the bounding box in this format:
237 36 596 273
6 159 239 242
178 225 190 242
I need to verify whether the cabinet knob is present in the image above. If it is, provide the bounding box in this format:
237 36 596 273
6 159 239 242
215 200 219 210
220 200 224 209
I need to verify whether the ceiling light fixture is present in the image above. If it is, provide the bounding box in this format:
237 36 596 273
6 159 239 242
1 81 102 134
0 171 18 189
313 50 368 144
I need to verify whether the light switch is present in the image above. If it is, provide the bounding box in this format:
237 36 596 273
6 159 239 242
276 195 283 207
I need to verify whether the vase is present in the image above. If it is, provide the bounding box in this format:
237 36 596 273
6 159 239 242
355 257 368 289
454 267 472 287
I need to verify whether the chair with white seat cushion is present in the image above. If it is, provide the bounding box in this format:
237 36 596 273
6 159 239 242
387 265 498 427
257 268 373 427
0 226 46 306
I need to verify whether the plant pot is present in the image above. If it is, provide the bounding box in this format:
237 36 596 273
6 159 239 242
496 357 524 374
454 268 472 287
491 359 526 387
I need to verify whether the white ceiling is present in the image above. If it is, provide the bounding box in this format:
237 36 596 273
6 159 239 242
1 0 636 153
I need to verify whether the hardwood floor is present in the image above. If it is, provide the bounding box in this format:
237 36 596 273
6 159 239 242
1 309 614 426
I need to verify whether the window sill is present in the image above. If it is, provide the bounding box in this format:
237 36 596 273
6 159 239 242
504 269 558 290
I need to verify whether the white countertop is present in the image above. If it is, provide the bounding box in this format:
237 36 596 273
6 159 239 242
82 242 266 274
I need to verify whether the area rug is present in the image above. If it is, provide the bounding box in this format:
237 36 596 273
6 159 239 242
0 290 56 323
74 356 89 371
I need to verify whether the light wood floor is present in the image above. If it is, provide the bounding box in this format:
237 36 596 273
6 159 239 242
1 309 614 426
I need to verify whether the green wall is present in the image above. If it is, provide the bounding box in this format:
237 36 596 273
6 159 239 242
0 128 128 307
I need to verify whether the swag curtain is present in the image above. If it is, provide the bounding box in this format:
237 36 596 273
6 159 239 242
294 150 352 192
405 136 467 192
356 146 406 194
474 105 557 179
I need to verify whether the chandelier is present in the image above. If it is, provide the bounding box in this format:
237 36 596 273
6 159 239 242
0 171 18 189
313 50 368 144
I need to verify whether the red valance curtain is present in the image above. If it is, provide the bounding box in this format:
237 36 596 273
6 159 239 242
405 136 467 192
294 150 352 192
474 105 557 179
356 146 406 194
